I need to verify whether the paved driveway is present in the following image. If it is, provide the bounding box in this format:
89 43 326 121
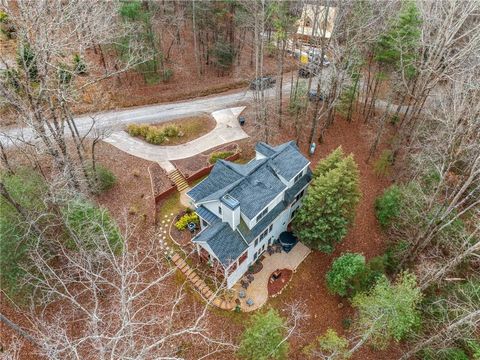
103 107 248 165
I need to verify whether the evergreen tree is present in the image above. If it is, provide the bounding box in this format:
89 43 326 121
375 0 422 77
237 309 289 360
293 147 361 253
326 253 367 297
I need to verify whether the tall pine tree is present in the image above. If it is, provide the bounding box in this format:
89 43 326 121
293 147 361 253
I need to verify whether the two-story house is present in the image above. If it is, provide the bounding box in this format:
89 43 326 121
186 141 312 288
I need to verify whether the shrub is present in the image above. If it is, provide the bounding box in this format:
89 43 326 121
373 149 394 176
303 329 349 359
62 199 123 253
162 68 173 82
145 127 165 145
352 272 422 349
0 169 47 297
384 240 409 273
175 212 199 230
421 348 469 360
163 125 180 137
127 124 142 136
375 185 401 228
326 253 367 297
209 151 234 164
238 309 289 360
465 340 480 359
127 123 181 145
73 53 87 75
89 164 116 193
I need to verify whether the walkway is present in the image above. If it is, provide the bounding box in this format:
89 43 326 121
233 242 311 312
170 253 236 310
159 214 235 310
103 107 248 172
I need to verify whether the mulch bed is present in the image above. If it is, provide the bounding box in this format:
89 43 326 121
170 223 196 247
267 269 293 297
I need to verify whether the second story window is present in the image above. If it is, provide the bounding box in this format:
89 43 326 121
256 207 268 223
293 171 303 184
218 206 222 215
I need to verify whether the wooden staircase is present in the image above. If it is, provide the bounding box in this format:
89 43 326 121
170 253 235 310
167 169 189 192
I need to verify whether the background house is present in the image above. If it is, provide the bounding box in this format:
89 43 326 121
296 4 337 43
186 141 312 288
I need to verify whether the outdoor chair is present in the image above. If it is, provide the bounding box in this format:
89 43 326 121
246 298 254 307
267 246 274 255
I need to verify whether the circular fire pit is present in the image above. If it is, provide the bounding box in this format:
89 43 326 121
267 269 293 297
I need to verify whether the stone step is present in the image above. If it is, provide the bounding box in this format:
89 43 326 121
201 287 210 296
184 268 193 277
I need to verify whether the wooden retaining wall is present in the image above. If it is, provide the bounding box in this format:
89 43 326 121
184 153 240 185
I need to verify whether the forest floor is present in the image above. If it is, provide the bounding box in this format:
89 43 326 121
201 103 402 359
1 100 403 359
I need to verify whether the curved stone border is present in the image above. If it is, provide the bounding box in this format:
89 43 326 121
269 269 294 299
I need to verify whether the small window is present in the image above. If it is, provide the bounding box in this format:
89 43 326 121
254 238 259 247
294 172 302 184
239 252 248 265
218 206 222 215
256 207 268 222
291 209 297 219
269 224 273 232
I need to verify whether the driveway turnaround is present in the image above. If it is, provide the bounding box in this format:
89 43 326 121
103 106 248 163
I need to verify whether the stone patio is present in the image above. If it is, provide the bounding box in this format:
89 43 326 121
233 242 311 312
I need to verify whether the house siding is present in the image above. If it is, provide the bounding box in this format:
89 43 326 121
189 142 312 289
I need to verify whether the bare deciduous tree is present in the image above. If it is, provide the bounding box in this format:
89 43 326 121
0 0 151 191
9 209 235 359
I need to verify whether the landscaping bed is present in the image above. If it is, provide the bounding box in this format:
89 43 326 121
248 261 264 275
126 115 215 145
267 269 293 297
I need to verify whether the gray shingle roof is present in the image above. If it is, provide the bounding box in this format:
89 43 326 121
187 141 309 218
270 142 310 181
229 165 286 219
237 200 288 243
192 222 248 267
196 205 220 225
284 169 312 204
186 161 243 203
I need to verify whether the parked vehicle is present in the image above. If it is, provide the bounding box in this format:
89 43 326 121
308 89 325 102
307 49 331 67
249 76 276 90
298 63 320 78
